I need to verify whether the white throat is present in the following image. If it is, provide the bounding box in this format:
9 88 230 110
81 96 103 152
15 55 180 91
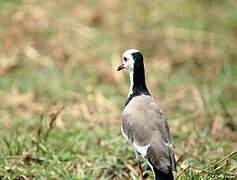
128 71 134 97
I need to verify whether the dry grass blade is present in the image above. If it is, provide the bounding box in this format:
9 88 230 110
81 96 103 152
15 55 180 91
176 165 207 179
208 150 237 170
124 161 138 176
0 60 19 77
44 105 64 140
22 154 43 165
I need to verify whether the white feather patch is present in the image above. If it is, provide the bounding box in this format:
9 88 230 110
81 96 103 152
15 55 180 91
123 49 139 58
121 126 129 141
133 143 150 157
128 71 134 97
165 142 173 148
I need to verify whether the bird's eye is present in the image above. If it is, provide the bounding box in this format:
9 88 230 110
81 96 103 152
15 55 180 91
124 57 128 62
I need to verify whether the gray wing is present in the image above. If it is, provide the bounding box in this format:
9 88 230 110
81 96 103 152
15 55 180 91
121 95 176 173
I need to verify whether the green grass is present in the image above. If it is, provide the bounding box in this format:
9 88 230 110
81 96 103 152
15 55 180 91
0 0 237 179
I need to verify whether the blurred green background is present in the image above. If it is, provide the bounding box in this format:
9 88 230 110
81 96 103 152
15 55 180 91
0 0 236 179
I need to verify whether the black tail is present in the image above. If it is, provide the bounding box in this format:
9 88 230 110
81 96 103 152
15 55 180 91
153 167 174 180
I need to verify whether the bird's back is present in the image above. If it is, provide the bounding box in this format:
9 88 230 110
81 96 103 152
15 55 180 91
121 94 176 174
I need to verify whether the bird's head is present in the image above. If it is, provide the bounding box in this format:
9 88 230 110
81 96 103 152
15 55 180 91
117 49 144 72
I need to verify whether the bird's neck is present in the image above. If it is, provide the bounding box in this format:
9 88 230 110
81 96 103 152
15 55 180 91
127 65 150 98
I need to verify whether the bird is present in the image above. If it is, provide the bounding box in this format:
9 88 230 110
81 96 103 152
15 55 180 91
117 49 176 180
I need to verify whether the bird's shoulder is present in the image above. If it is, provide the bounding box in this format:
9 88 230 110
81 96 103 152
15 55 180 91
121 94 170 143
122 94 167 125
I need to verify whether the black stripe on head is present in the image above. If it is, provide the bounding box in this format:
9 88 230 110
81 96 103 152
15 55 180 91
131 52 144 63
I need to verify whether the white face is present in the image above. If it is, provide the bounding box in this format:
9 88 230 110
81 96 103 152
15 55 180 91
122 49 139 72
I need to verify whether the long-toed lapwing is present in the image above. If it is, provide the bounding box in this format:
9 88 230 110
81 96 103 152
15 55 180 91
117 49 176 180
